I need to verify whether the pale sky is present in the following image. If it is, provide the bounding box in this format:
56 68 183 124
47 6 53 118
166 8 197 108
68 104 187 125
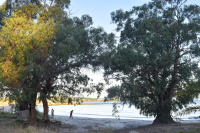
1 0 199 33
0 0 200 98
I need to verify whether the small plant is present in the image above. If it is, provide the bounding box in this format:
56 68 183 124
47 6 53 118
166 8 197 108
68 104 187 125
94 123 98 127
86 125 93 130
196 128 200 131
101 127 114 133
15 119 24 124
0 107 4 114
112 103 121 120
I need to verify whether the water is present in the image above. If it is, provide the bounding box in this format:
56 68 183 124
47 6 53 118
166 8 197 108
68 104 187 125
36 100 200 121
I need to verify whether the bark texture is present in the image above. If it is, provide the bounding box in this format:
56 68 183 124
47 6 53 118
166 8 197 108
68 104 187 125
29 92 37 124
42 98 50 122
153 96 175 124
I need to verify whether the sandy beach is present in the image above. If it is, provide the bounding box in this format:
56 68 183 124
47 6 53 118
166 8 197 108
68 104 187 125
51 115 153 133
54 115 152 130
1 105 200 133
52 115 200 133
1 105 153 132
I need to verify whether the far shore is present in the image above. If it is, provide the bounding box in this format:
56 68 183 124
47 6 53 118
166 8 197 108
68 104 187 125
38 102 112 106
0 101 113 106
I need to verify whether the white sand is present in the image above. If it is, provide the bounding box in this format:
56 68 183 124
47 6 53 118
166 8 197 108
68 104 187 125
53 115 153 129
51 115 153 133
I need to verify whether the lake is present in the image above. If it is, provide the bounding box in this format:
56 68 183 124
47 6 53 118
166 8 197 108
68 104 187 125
36 100 200 121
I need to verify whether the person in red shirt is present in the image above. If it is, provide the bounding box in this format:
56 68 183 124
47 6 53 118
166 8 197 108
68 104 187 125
69 110 73 119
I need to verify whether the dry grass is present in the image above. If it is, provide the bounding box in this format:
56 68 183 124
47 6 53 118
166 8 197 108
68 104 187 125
0 107 60 133
0 124 57 133
89 127 114 133
114 123 200 133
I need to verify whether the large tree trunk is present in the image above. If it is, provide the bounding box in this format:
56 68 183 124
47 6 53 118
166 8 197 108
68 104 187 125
30 102 37 123
42 98 50 122
153 96 175 124
29 92 37 124
41 78 52 122
153 110 175 124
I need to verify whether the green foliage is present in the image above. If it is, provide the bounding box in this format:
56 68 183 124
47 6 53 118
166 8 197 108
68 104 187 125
177 82 200 100
112 103 120 120
176 106 200 117
0 107 4 114
0 0 115 122
175 81 200 117
0 3 55 87
15 119 24 124
104 0 200 123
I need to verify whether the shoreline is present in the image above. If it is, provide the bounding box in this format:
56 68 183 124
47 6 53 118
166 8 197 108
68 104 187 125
1 105 200 133
0 103 113 106
2 105 200 130
2 105 200 124
2 105 200 123
37 102 112 106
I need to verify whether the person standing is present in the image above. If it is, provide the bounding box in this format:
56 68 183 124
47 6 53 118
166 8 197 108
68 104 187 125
69 110 73 119
51 109 54 117
28 104 31 115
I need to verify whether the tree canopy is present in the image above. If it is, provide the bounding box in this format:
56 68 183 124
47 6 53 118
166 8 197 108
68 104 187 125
104 0 200 124
0 0 115 123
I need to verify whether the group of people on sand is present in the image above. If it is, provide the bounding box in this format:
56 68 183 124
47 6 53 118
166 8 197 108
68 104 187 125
50 108 74 119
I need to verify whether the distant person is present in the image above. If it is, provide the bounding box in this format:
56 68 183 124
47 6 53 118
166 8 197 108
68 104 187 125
51 109 54 117
28 104 31 115
69 110 73 119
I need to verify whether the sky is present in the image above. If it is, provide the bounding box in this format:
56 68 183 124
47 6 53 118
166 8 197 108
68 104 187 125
70 0 200 34
0 0 200 98
1 0 199 33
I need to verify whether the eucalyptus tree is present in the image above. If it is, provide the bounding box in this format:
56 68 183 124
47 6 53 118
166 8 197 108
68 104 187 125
104 0 200 124
36 14 114 121
0 0 115 123
0 0 71 122
0 3 55 122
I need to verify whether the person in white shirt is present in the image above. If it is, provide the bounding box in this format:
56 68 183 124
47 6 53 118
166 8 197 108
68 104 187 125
51 109 54 117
